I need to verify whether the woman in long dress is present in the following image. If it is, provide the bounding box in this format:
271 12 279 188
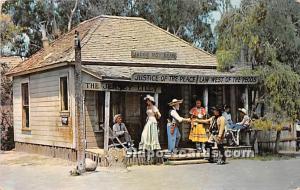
188 99 208 152
139 95 161 151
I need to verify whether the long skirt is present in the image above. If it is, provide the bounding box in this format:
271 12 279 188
189 123 208 143
139 120 161 151
167 123 181 152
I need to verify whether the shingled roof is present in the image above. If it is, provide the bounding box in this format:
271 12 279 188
8 15 218 76
0 56 23 69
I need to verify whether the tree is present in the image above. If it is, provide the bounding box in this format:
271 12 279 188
0 62 14 151
2 0 219 55
1 0 60 56
0 14 24 56
216 0 300 153
131 0 218 53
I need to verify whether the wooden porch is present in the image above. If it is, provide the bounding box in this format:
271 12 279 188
85 146 254 167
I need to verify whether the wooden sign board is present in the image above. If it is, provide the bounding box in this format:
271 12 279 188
131 50 177 60
131 73 258 85
83 82 161 93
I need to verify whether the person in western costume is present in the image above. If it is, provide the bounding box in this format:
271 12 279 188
188 99 208 153
167 99 191 153
139 95 161 152
198 106 226 165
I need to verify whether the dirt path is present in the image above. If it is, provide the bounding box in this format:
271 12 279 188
1 151 300 190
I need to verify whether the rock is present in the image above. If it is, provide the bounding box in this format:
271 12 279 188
85 158 97 171
69 168 80 176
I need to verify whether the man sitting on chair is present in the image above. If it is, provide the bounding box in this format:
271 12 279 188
112 114 133 147
228 108 250 130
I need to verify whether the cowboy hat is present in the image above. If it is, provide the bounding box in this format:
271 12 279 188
113 114 122 123
144 94 155 103
238 108 247 115
168 99 183 106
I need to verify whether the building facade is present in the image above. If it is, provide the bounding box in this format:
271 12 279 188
8 16 258 160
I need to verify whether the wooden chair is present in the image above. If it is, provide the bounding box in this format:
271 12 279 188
101 125 127 149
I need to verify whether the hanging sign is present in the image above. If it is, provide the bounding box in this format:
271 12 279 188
131 73 258 85
131 50 177 60
83 82 161 93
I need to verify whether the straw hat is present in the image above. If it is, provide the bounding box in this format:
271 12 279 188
113 114 122 123
238 108 247 115
144 94 155 103
168 99 183 106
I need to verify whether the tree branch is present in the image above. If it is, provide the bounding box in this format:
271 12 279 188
68 0 79 32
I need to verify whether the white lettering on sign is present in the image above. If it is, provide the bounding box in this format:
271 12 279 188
83 82 161 93
131 50 177 60
131 73 258 84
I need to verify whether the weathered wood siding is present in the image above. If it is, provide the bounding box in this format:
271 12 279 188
85 91 104 148
257 125 297 151
13 67 75 148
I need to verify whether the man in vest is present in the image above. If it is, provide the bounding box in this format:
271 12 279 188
167 99 191 153
198 106 226 165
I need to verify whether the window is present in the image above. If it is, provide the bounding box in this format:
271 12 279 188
22 83 29 128
60 76 69 111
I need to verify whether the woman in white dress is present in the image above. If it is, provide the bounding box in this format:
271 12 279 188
139 95 161 151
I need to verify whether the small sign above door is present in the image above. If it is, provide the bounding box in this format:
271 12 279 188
83 82 161 93
131 50 177 60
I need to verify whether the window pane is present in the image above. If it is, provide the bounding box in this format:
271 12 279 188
60 77 68 111
25 106 29 128
22 83 29 106
21 83 29 128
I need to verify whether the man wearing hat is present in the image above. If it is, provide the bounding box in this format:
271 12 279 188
112 114 133 147
167 99 191 153
228 108 250 130
198 106 226 164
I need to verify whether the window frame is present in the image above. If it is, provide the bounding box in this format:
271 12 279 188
59 75 70 112
21 82 30 130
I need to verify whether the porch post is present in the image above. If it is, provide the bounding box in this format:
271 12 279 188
203 86 209 113
104 91 111 151
154 93 159 107
230 85 237 122
244 86 249 113
74 31 85 173
222 86 226 105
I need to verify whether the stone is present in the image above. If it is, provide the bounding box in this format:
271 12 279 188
85 158 97 172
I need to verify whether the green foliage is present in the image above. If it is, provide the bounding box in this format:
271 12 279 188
1 0 59 56
0 14 23 44
1 0 219 56
130 0 218 53
252 119 273 131
0 62 12 105
252 118 291 132
216 0 300 121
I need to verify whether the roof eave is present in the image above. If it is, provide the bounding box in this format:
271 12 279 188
6 62 71 77
82 61 217 69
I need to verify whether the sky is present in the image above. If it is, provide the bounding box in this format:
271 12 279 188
210 0 241 31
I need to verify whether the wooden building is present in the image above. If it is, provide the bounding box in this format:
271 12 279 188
7 16 257 161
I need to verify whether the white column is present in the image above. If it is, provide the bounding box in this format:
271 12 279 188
222 86 226 105
104 91 111 151
230 85 236 122
154 93 159 107
203 86 209 112
244 86 249 112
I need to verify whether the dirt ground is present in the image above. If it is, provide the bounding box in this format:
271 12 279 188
0 150 74 167
0 150 300 190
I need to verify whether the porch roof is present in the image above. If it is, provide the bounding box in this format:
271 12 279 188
83 65 258 85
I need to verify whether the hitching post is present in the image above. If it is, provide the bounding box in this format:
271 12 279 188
74 30 85 173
